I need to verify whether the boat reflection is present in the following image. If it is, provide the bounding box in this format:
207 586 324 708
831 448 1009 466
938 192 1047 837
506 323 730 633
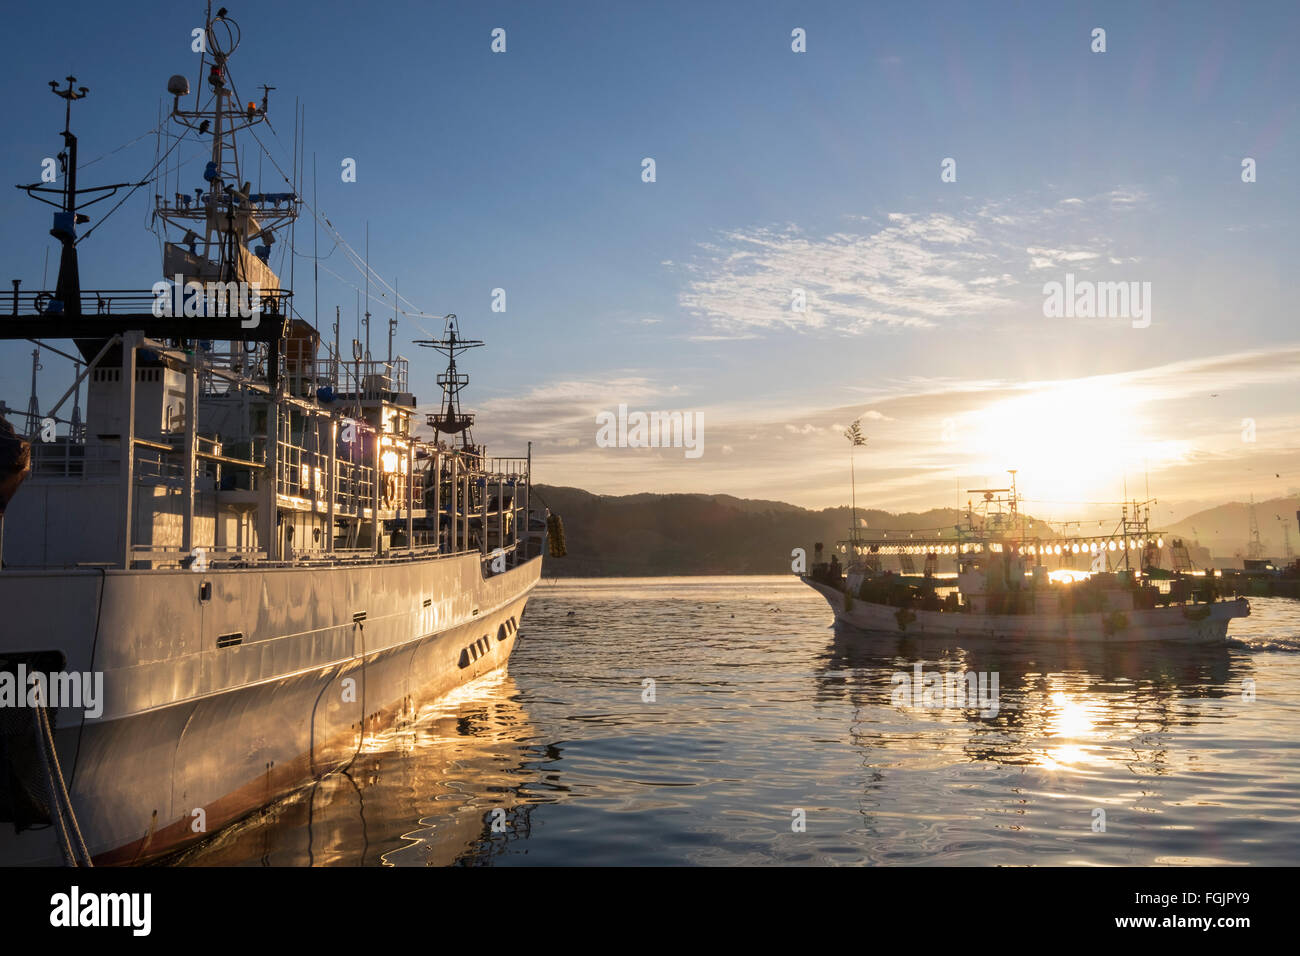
817 622 1247 774
166 671 544 866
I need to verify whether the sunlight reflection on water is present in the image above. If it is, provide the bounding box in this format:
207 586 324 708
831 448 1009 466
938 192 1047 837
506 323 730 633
174 578 1300 867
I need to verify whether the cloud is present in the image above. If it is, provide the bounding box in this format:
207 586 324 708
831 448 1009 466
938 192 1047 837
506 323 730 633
675 188 1153 337
677 213 1014 334
1026 246 1102 270
463 346 1300 514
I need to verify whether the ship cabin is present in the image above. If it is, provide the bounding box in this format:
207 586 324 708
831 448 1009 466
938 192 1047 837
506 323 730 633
1 308 535 575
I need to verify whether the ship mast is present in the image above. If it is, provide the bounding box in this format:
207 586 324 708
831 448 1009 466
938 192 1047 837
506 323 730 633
156 3 295 305
14 78 137 320
416 316 484 449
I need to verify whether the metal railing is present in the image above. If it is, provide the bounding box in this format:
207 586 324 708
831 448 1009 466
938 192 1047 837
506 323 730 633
4 286 292 318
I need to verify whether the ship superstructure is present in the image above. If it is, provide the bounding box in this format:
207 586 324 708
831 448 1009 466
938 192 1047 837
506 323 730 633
0 5 546 865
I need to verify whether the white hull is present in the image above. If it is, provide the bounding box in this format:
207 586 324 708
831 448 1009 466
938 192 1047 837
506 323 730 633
0 551 541 865
804 579 1249 644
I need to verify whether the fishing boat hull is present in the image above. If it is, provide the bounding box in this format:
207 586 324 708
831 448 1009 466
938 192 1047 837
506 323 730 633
0 550 541 865
803 578 1249 644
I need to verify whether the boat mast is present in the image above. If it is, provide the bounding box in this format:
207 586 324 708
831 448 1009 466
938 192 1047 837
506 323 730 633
416 316 484 449
14 77 134 319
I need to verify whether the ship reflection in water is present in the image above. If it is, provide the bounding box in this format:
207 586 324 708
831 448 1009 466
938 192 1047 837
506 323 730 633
172 577 1300 866
170 672 543 867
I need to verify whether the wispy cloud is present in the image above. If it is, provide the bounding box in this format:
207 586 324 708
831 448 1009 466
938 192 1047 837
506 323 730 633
675 188 1153 336
677 213 1011 334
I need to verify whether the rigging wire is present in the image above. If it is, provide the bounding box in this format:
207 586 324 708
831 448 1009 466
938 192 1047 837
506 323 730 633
76 121 164 172
242 121 445 335
81 39 444 345
76 123 192 246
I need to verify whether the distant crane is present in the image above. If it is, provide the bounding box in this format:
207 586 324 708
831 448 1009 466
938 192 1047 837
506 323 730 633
1247 494 1264 559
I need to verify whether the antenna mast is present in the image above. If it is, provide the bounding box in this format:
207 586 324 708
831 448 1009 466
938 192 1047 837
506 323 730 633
415 315 484 449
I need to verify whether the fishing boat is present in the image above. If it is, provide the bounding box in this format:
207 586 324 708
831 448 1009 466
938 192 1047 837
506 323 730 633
0 5 548 865
804 473 1249 644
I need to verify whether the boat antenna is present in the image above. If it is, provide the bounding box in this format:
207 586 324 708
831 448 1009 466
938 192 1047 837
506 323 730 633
24 348 42 438
15 77 133 315
389 280 397 363
415 315 485 448
364 220 371 363
313 152 318 336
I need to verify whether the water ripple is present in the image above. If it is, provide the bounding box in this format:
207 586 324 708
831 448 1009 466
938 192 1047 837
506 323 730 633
175 581 1300 866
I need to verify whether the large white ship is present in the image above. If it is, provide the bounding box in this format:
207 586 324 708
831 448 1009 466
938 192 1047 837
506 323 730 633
0 6 549 865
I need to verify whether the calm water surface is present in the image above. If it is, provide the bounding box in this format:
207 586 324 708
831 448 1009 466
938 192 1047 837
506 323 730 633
175 576 1300 866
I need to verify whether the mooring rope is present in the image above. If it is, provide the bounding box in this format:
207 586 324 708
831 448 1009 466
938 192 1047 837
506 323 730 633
33 704 92 867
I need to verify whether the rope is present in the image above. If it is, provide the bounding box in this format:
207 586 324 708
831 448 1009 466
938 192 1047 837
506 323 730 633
32 703 92 866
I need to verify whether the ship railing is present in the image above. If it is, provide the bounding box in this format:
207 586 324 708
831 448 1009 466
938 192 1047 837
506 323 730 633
28 439 119 478
133 444 185 481
324 357 411 399
332 458 376 515
29 441 180 482
270 454 427 516
197 344 271 390
127 541 493 570
27 431 268 483
4 286 292 319
484 456 530 481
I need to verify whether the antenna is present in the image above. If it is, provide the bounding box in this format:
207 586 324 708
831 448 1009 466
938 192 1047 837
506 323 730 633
25 348 43 437
16 77 132 316
414 315 484 448
363 221 370 363
71 359 83 441
388 279 397 363
312 152 318 336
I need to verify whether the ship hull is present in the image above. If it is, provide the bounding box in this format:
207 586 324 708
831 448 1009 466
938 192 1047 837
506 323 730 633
0 551 541 865
803 578 1249 644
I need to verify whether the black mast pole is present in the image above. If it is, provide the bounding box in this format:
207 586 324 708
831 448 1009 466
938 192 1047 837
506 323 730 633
50 76 89 317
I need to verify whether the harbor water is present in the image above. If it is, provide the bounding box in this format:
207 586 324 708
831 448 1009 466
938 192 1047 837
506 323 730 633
172 576 1300 866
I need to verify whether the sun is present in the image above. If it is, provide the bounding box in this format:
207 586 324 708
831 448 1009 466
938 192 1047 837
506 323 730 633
954 382 1184 505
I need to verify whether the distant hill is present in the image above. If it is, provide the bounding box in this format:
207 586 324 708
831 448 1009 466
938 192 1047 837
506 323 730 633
1166 496 1300 565
530 485 1064 577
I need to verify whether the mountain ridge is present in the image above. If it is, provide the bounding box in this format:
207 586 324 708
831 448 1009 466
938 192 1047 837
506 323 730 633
529 484 1274 574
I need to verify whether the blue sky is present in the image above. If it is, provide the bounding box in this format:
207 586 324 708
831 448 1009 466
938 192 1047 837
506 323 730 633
1 1 1297 522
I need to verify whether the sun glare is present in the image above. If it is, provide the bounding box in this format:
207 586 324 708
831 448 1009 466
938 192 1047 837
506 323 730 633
956 384 1183 503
